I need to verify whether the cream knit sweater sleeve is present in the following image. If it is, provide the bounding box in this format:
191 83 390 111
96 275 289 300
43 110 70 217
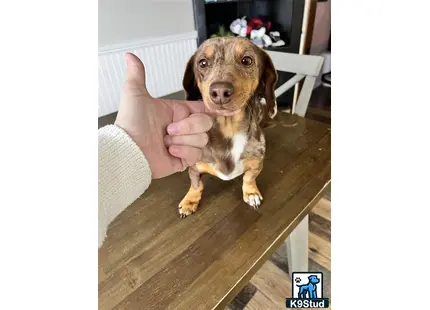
98 125 152 248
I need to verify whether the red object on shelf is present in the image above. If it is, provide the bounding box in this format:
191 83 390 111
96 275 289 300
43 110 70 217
246 18 272 36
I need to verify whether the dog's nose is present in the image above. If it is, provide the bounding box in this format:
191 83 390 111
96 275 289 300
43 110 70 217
209 82 234 105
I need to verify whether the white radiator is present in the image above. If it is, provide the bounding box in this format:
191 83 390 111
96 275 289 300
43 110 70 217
98 31 198 117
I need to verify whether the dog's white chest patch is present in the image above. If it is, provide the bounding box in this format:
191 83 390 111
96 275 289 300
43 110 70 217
231 132 248 162
213 132 248 181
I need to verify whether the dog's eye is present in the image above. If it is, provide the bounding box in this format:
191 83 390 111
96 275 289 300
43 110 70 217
198 59 208 68
241 56 253 66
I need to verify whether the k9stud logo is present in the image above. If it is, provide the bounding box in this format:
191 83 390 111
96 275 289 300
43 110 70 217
286 272 329 308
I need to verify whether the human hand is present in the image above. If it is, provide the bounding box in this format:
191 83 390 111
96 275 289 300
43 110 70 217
115 53 214 179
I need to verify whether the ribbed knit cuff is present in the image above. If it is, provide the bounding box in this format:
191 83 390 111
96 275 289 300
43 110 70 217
98 125 152 248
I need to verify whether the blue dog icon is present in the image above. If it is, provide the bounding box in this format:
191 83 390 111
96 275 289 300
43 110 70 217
296 275 320 298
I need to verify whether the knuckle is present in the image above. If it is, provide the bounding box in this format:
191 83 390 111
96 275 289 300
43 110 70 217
171 145 183 156
188 148 200 163
191 149 202 164
202 133 209 146
206 116 214 129
193 113 212 132
197 149 203 161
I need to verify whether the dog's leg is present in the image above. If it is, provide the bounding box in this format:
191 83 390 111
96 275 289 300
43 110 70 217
178 165 203 218
178 162 218 218
242 157 264 209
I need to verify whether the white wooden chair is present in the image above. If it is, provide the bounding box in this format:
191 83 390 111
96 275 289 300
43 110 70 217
266 50 324 276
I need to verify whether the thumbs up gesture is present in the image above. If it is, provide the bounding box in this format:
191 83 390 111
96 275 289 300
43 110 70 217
115 53 214 179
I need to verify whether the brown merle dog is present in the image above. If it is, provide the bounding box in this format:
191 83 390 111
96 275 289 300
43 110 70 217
179 37 278 218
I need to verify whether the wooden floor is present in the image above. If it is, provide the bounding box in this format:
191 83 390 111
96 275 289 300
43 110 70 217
305 85 331 125
225 197 331 310
226 85 332 310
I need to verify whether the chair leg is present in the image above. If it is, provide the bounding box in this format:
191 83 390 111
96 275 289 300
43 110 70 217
294 76 317 117
286 215 309 278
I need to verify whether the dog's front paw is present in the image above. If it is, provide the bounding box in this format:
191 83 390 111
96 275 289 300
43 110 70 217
178 181 204 218
243 190 263 210
178 199 200 218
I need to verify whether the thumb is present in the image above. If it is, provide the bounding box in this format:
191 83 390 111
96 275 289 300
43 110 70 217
125 53 150 96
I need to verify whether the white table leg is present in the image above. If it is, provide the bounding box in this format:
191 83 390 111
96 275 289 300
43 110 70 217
286 215 309 278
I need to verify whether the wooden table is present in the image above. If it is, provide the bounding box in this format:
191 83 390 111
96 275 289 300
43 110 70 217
98 112 331 310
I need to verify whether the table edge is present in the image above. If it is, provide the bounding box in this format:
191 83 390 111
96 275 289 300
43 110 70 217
213 179 332 310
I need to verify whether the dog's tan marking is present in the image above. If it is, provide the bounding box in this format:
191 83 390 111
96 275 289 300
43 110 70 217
217 112 245 138
195 162 218 177
178 181 204 218
242 157 264 209
204 45 215 59
234 40 248 57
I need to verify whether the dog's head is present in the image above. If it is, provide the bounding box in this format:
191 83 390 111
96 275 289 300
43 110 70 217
183 37 278 118
308 275 320 284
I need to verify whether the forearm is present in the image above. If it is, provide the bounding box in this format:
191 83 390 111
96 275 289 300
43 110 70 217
98 125 151 248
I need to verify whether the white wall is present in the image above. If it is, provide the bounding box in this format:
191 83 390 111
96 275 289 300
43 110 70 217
98 0 195 48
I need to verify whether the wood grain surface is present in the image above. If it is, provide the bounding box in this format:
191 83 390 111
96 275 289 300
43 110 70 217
99 113 331 310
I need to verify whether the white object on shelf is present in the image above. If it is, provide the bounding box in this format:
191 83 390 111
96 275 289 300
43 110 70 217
321 51 331 74
314 50 331 88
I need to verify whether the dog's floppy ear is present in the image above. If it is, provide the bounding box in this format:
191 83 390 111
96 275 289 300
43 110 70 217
259 50 278 118
182 53 202 100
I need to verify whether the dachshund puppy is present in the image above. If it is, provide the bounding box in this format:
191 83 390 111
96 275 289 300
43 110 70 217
179 37 278 218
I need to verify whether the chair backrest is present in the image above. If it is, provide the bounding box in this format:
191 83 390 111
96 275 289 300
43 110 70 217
265 51 324 117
